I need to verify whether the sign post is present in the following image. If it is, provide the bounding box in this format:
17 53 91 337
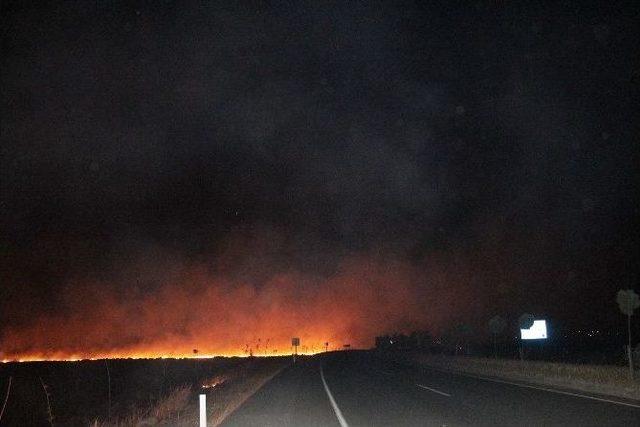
518 313 534 361
617 289 640 380
488 315 506 359
292 337 300 363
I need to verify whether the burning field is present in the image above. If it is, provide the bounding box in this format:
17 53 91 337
1 250 480 362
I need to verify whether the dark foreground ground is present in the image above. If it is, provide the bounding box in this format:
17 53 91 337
2 351 639 426
223 350 640 427
0 356 287 426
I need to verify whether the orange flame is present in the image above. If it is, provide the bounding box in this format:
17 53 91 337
1 254 476 363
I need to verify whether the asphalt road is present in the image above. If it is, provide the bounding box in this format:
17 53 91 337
221 351 640 426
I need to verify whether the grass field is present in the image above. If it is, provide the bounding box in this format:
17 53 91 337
397 353 640 401
0 356 289 426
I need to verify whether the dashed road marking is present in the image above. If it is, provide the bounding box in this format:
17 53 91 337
416 383 451 397
425 366 640 409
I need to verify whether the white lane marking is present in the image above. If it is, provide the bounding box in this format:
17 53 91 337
320 365 349 427
416 384 451 397
378 368 451 397
424 366 640 409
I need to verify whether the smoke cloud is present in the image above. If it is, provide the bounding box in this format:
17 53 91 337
0 248 449 360
1 2 637 360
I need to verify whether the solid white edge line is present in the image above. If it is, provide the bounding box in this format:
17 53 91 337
416 384 451 397
320 365 350 427
424 365 640 409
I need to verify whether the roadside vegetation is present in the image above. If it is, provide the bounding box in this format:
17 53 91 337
0 356 288 426
376 292 640 401
400 353 640 401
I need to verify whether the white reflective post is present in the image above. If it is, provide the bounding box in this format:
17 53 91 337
199 394 206 427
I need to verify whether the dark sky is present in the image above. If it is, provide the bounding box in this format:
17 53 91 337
1 1 639 355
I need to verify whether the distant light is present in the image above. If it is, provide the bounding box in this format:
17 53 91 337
520 320 548 340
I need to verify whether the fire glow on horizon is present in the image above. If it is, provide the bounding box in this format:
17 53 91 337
0 346 329 364
1 254 479 363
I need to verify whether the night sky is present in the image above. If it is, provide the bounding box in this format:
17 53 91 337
1 1 638 358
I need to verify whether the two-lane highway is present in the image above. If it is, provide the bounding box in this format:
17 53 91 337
222 351 640 426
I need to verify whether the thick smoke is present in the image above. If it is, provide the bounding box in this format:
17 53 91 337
0 248 445 360
1 2 637 359
0 223 575 360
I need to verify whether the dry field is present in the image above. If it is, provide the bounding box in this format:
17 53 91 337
399 353 640 401
0 356 289 426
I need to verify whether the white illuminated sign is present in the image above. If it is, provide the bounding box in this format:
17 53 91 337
520 320 547 340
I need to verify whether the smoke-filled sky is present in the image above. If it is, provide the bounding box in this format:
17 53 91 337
1 1 638 359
